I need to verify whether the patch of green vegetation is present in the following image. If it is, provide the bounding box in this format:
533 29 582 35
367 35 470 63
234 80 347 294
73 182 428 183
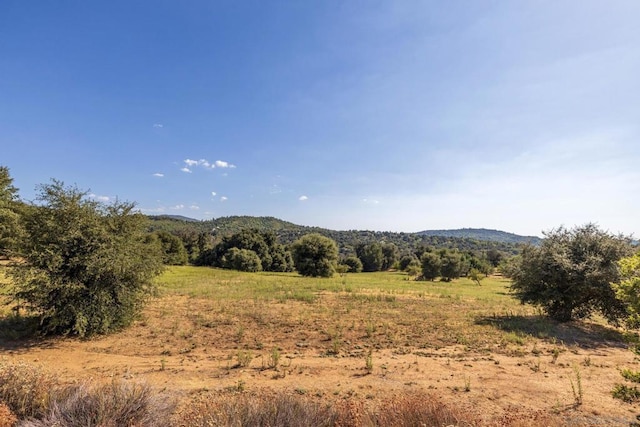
156 266 513 304
612 384 640 403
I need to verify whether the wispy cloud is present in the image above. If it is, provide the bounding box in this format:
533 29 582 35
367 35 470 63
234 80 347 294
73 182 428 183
139 207 166 214
153 123 163 128
220 196 228 202
299 195 309 201
190 205 200 210
180 167 192 173
362 198 380 204
152 173 164 177
88 193 110 202
270 185 283 195
182 158 236 171
171 204 185 210
211 191 217 196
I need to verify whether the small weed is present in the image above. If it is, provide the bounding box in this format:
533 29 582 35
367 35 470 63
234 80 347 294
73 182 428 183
531 343 541 355
365 320 376 338
236 350 253 368
268 347 281 369
530 360 541 373
551 347 561 364
613 368 640 404
160 358 166 371
620 368 640 383
365 350 373 374
463 376 471 392
236 325 245 342
582 356 591 367
569 366 583 406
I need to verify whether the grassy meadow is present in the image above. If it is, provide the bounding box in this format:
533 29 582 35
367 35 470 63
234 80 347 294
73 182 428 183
152 266 619 356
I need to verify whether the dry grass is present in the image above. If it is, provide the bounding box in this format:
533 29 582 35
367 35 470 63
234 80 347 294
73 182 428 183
0 361 56 419
174 390 479 427
176 391 339 427
0 361 174 427
1 266 636 425
21 381 175 427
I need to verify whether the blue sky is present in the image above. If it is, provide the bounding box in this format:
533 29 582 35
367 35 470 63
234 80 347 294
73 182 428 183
2 1 639 237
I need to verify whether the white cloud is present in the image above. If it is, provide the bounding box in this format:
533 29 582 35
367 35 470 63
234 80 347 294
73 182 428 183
88 193 110 202
190 205 200 210
215 160 236 168
180 167 192 173
182 158 235 171
220 196 228 202
362 198 380 204
171 204 185 210
299 195 309 201
153 123 163 128
211 191 217 196
152 173 164 177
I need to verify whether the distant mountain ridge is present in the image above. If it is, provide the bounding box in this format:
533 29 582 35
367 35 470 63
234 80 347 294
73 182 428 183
415 228 541 245
152 214 201 222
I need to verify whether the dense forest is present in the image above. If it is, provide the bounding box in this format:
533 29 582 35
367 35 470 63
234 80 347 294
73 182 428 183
147 215 531 258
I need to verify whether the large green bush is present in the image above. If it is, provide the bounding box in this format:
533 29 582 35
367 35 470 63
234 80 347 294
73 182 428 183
510 224 632 323
291 233 338 277
9 181 164 336
222 248 263 272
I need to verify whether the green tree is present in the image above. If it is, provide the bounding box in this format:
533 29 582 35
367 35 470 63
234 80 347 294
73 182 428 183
486 249 504 267
291 233 338 277
440 250 463 282
510 224 631 323
420 252 441 281
202 229 293 272
406 259 422 278
342 255 363 273
9 181 164 336
356 242 384 272
154 230 189 265
399 254 418 271
468 268 484 286
270 244 295 272
381 243 399 270
223 247 263 272
613 252 640 328
0 166 21 259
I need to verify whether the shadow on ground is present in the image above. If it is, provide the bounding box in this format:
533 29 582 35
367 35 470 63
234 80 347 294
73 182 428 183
0 314 58 352
475 314 629 349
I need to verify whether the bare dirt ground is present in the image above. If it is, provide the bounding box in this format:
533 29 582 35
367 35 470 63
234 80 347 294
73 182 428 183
2 294 640 426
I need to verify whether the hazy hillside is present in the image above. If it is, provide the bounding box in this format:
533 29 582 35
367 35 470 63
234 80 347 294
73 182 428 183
147 215 534 255
153 214 201 223
416 228 542 246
